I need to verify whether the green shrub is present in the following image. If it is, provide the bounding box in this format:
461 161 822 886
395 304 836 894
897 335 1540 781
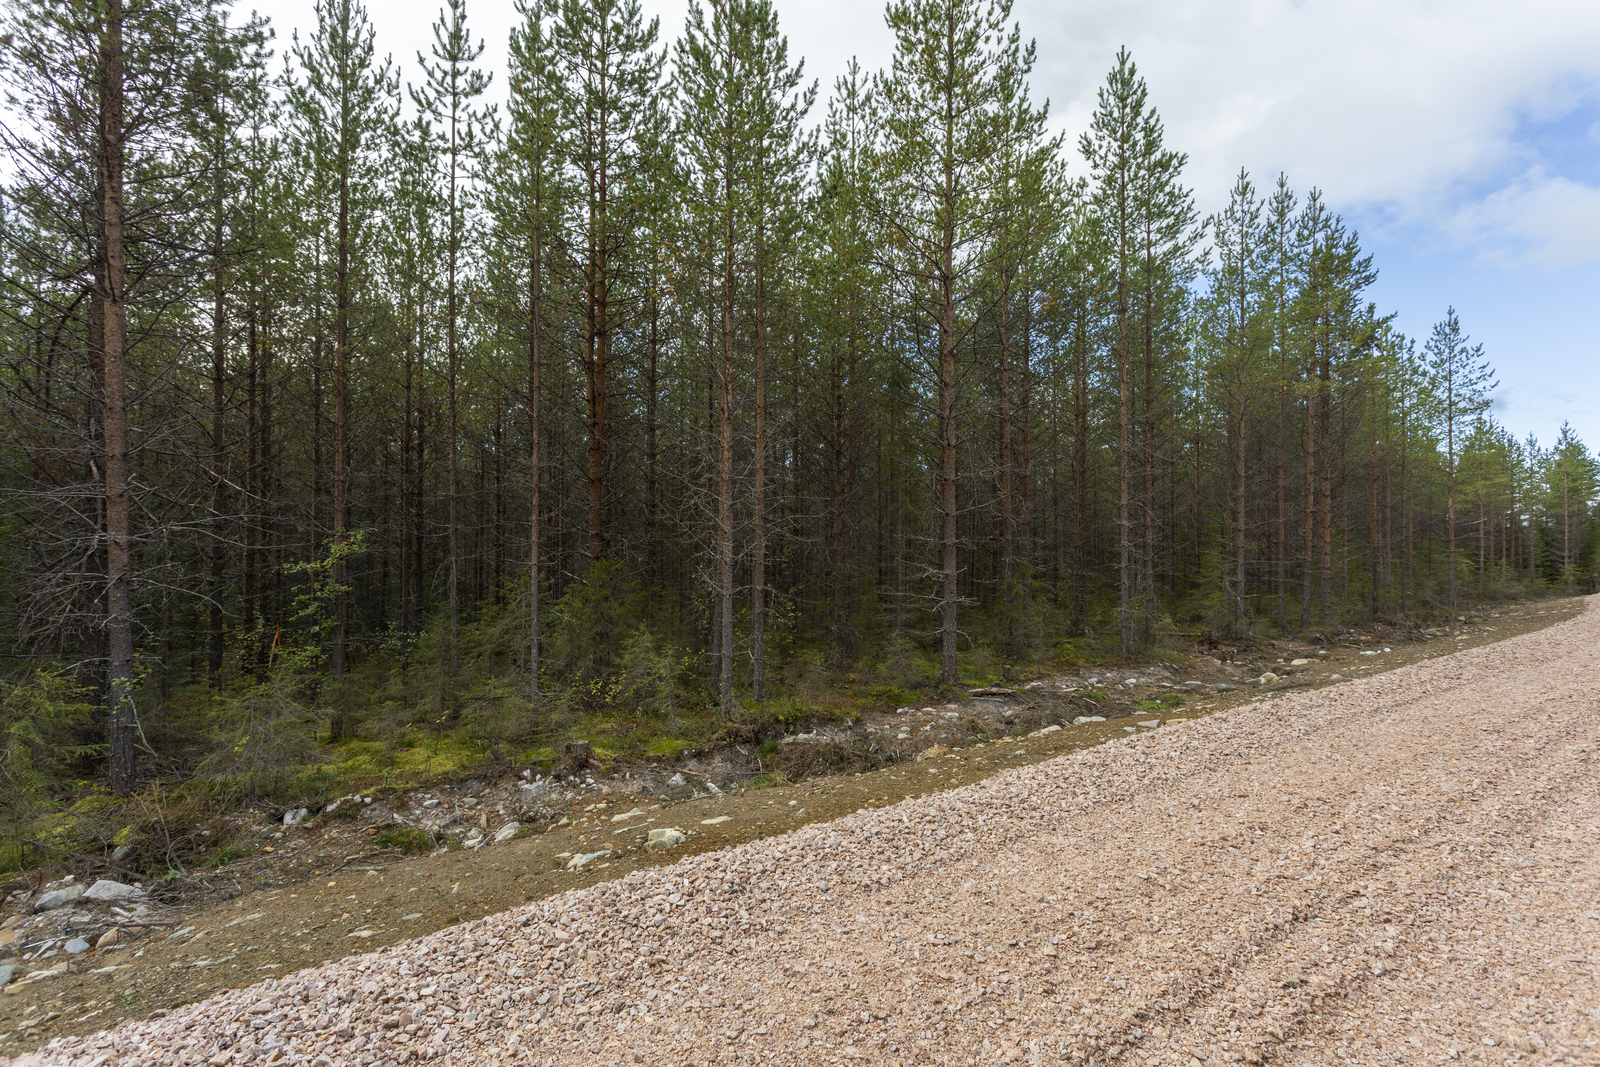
202 843 257 868
375 826 432 854
0 669 97 869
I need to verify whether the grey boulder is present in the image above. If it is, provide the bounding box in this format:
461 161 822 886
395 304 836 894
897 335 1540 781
83 879 146 903
34 884 86 912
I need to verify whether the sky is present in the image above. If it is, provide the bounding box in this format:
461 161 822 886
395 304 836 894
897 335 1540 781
247 0 1600 451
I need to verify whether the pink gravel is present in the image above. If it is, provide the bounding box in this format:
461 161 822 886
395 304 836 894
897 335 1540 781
14 597 1600 1067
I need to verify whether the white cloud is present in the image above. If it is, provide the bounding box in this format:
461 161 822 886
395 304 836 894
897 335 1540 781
1449 170 1600 267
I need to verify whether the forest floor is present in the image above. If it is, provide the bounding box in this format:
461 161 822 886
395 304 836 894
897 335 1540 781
0 596 1587 1060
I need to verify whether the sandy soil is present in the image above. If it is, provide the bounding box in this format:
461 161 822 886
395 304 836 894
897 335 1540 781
8 596 1599 1065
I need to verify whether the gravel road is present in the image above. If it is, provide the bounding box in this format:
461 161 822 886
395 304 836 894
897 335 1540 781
15 596 1600 1067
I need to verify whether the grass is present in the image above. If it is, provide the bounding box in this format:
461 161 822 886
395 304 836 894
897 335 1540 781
202 843 257 868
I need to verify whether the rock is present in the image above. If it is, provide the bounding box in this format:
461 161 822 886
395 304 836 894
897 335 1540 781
492 822 521 844
565 851 610 871
700 816 732 825
402 913 422 921
1071 716 1106 725
967 687 1018 698
64 938 89 955
915 745 948 761
422 799 441 809
645 828 686 851
463 831 484 849
83 879 145 903
0 965 19 987
110 844 135 862
1257 672 1280 684
95 929 125 949
1329 674 1343 681
1027 724 1061 738
1138 720 1160 728
668 773 686 786
282 807 309 826
610 808 645 823
1290 658 1310 666
0 929 16 951
34 884 86 912
17 963 67 985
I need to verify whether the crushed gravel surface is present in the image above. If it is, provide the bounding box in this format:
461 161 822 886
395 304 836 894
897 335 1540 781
13 596 1600 1066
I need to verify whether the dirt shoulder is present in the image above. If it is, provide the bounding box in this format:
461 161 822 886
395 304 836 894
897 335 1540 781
0 596 1583 1056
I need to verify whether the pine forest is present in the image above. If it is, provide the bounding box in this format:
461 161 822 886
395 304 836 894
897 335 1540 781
1 0 1597 860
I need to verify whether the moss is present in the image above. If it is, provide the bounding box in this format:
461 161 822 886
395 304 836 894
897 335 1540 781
645 737 693 759
315 730 484 789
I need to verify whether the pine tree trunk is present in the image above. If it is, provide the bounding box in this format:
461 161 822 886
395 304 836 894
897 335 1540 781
208 163 228 683
645 290 658 586
1318 355 1333 621
101 0 136 796
938 231 959 685
528 230 542 701
332 149 352 705
1301 375 1315 630
1072 315 1089 636
717 158 736 714
752 254 768 702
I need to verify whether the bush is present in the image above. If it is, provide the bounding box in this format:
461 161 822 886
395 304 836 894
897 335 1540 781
375 826 432 854
544 561 645 705
0 669 97 869
198 670 325 800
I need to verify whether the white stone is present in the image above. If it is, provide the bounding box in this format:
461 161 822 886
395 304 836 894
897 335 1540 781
565 851 611 870
282 807 309 826
1138 720 1160 728
83 879 145 903
493 822 521 844
701 816 733 825
646 828 686 851
1291 658 1310 666
34 885 86 912
1070 716 1106 726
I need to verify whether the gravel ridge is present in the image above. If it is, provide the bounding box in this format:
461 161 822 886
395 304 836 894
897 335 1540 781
13 596 1599 1067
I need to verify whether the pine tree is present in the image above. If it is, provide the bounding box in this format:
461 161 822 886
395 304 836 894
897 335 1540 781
286 0 397 726
0 0 217 793
502 0 562 702
1424 307 1495 607
740 0 814 703
410 0 493 699
874 0 1031 684
550 0 665 564
1202 169 1266 632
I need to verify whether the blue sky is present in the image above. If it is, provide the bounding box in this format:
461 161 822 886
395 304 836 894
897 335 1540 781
251 0 1600 450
